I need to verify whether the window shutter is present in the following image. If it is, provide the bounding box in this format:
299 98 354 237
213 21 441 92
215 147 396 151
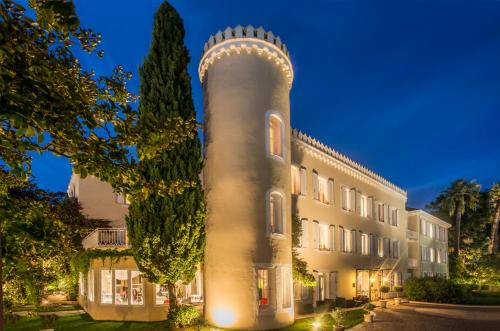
339 227 345 252
313 171 319 200
374 200 379 221
349 188 356 212
313 222 319 249
387 205 392 224
328 179 334 205
329 225 335 251
301 219 308 248
356 191 361 214
357 231 362 254
300 167 307 196
367 197 373 218
329 272 337 299
351 230 356 253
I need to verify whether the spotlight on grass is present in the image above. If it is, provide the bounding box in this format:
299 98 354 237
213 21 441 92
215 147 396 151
311 321 321 329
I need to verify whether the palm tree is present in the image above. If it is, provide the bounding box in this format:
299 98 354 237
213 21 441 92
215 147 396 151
429 179 480 256
488 183 500 254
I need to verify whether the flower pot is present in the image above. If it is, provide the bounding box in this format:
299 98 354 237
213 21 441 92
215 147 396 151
379 300 387 308
364 313 374 323
333 326 345 331
394 298 402 305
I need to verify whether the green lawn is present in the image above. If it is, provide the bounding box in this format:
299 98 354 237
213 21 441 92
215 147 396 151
6 309 367 331
12 305 81 313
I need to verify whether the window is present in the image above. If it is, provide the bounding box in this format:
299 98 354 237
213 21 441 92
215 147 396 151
101 270 113 304
360 195 368 217
429 223 435 238
269 192 284 235
268 114 284 158
437 248 442 263
313 221 320 249
88 270 94 302
300 219 308 248
378 203 384 222
329 225 335 251
430 247 435 262
155 284 169 305
114 270 129 305
313 173 333 204
291 166 307 196
131 271 143 305
319 224 329 250
391 209 399 226
341 186 349 211
367 197 374 218
257 269 269 307
361 233 369 255
392 241 400 258
317 273 325 301
329 272 337 299
384 238 391 257
281 267 292 309
351 230 357 254
378 238 384 257
339 227 352 253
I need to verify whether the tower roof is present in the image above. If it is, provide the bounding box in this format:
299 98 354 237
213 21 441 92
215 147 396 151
198 25 293 88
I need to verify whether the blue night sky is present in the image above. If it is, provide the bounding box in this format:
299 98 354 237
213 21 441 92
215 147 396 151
30 0 500 209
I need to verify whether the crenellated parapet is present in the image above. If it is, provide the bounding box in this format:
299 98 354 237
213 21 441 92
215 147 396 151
198 25 294 88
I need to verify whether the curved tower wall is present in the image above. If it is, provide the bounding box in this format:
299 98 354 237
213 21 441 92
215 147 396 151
199 26 294 330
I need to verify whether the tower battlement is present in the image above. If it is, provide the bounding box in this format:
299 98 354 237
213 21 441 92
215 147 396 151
198 25 294 88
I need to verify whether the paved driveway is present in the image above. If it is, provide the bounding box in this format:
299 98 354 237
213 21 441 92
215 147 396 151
353 303 500 331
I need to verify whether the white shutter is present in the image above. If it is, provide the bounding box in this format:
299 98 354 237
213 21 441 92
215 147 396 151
351 230 356 253
339 227 345 252
301 219 308 248
313 222 319 249
387 205 392 224
313 171 319 200
357 231 362 254
349 188 356 212
328 179 334 205
300 167 307 196
367 197 373 218
374 200 379 221
329 225 335 251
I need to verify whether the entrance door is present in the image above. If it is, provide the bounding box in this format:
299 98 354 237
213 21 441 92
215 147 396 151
356 270 370 298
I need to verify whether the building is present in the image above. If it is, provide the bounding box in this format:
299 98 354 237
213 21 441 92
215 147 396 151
72 25 451 329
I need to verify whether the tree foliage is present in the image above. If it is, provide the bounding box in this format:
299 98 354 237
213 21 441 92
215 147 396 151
291 215 315 286
126 1 205 309
488 183 500 254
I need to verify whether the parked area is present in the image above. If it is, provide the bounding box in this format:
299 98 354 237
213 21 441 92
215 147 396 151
355 302 500 331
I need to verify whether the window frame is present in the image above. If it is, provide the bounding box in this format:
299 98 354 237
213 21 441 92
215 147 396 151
267 190 286 237
266 111 285 161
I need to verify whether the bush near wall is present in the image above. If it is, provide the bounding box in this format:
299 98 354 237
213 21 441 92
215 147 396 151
405 277 471 304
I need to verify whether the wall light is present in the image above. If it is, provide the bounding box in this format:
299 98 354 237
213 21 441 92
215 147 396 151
370 277 375 283
212 307 236 328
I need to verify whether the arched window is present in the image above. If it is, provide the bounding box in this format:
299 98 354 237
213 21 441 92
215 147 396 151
268 114 284 158
269 192 284 235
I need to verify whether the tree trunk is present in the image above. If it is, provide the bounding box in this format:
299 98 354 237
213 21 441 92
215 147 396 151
455 204 462 257
489 202 500 254
167 282 177 309
0 222 4 331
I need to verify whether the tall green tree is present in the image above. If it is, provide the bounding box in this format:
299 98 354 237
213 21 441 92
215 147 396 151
488 183 500 254
126 1 205 315
428 179 480 256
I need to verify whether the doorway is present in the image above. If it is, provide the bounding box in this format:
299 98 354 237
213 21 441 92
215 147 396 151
356 270 370 298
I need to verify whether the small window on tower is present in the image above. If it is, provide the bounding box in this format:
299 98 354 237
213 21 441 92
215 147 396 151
269 192 284 235
257 269 269 307
268 114 284 158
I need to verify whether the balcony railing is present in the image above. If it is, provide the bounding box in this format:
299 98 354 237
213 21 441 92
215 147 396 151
406 229 418 241
408 258 418 269
82 228 129 249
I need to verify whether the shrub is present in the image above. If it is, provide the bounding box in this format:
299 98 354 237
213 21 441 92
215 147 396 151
330 308 346 327
364 303 376 311
405 277 471 304
41 314 58 329
167 305 201 328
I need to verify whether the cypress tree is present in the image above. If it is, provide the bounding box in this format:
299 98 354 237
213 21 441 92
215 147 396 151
126 1 205 309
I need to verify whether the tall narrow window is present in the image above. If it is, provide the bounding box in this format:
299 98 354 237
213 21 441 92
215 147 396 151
300 167 307 196
257 269 269 307
329 225 335 251
367 197 374 218
318 176 328 204
88 270 94 302
378 238 384 257
341 186 350 211
361 233 369 255
360 195 367 217
268 114 283 157
430 247 435 262
282 267 292 309
131 271 143 305
269 192 284 235
351 230 356 254
319 224 329 250
378 204 384 222
114 270 129 305
349 188 356 212
313 221 320 249
291 166 301 195
101 270 112 304
155 284 169 305
339 226 345 252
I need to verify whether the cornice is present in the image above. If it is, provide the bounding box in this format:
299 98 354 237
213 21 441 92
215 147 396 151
291 128 407 200
407 210 451 228
198 25 293 89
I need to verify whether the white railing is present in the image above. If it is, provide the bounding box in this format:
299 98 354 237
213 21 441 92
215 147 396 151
406 229 418 241
82 228 129 249
408 258 418 269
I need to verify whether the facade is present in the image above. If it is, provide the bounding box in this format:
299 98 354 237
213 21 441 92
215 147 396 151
72 25 451 329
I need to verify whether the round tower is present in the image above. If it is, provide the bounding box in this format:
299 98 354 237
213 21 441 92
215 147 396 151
199 26 294 330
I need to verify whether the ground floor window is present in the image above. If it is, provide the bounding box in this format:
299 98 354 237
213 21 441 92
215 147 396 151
282 267 292 308
101 270 113 304
131 271 144 305
155 284 170 305
257 269 270 307
114 270 129 305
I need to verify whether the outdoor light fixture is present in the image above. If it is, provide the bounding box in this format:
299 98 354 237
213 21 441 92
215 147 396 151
383 277 388 282
212 307 236 328
370 277 375 283
311 321 321 329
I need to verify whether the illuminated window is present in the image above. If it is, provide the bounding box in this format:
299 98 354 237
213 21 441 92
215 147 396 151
269 192 284 235
429 247 435 262
378 238 384 257
339 227 352 253
341 186 350 211
100 270 113 304
281 267 292 309
391 209 399 226
257 269 269 307
329 225 335 251
114 270 129 305
268 114 283 158
360 195 368 217
291 166 307 196
155 284 169 305
88 270 94 302
319 224 329 250
131 271 143 305
313 221 319 249
361 233 369 255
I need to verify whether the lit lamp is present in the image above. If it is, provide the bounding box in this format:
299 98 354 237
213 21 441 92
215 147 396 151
212 307 236 328
311 321 321 329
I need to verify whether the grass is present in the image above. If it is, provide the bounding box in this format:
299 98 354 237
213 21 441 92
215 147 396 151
6 309 367 331
12 305 81 313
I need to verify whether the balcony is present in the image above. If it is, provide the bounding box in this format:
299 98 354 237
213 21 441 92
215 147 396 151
406 229 418 241
408 258 419 269
82 228 130 249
